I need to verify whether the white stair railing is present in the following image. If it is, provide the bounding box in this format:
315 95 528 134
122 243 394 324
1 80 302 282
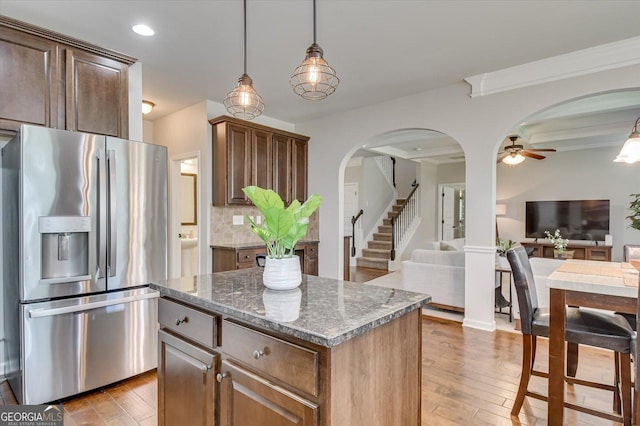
374 156 395 188
390 184 420 260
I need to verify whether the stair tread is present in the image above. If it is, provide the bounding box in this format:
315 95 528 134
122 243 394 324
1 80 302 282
363 248 391 253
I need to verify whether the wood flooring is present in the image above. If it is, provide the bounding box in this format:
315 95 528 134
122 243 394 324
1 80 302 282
0 316 625 425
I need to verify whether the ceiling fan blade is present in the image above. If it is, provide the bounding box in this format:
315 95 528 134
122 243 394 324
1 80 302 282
521 151 545 160
526 148 557 152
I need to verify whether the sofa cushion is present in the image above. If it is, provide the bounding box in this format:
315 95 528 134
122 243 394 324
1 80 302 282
431 238 465 251
410 249 465 267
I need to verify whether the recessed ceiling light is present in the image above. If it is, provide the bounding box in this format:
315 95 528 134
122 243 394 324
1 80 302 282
132 24 154 37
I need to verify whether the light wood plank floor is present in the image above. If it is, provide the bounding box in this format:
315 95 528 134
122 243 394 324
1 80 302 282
0 316 625 425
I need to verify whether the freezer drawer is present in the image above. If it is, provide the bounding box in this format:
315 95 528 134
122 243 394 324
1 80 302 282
16 287 159 405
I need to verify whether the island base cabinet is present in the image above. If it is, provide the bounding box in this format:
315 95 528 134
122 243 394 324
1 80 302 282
218 360 318 426
158 330 217 426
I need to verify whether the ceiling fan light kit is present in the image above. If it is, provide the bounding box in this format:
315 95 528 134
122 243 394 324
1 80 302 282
502 152 526 166
498 135 556 166
223 0 265 120
614 116 640 163
289 0 339 100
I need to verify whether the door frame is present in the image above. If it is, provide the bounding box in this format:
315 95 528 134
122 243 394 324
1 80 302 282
169 151 201 279
437 183 465 241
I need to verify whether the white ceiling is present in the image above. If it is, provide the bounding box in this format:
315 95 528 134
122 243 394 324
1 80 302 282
2 0 640 127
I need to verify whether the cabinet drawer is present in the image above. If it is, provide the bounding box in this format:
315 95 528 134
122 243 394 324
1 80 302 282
237 248 263 266
159 298 217 348
222 320 318 396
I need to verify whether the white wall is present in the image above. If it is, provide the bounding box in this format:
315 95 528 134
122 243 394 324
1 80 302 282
497 145 640 261
296 64 640 332
142 120 154 143
395 157 418 198
153 101 210 278
361 157 394 238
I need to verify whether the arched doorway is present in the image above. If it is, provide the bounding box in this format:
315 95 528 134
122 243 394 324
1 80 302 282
342 128 466 286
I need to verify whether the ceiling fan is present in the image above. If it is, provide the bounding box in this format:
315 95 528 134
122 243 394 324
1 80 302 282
497 136 557 165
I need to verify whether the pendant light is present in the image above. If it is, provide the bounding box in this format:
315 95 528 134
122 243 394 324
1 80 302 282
223 0 264 120
289 0 339 100
614 116 640 163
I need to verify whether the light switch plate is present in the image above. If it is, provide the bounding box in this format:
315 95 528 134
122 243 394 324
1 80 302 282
232 215 244 225
256 216 262 225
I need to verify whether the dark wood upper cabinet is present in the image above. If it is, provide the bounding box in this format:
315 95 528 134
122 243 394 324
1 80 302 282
0 26 61 130
272 134 291 203
0 16 134 137
210 116 310 206
251 129 272 190
291 138 308 203
65 49 129 138
227 124 252 205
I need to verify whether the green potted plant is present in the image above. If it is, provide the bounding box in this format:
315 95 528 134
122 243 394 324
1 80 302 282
627 193 640 230
242 186 322 289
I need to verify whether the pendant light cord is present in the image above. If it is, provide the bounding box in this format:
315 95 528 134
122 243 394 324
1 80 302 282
243 0 247 74
313 0 317 44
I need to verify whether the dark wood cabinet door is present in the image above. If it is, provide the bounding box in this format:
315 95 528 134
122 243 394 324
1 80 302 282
219 360 317 426
252 129 272 190
272 134 292 203
158 330 216 426
0 26 60 131
291 139 308 203
227 123 252 204
304 243 318 276
65 49 128 138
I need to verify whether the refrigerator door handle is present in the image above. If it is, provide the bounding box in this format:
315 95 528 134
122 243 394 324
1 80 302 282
97 149 107 279
28 291 159 318
107 149 117 277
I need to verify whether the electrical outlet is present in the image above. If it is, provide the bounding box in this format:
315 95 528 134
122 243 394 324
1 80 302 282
256 215 262 225
232 215 244 225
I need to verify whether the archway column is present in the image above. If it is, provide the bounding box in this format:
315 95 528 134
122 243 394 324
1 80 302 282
460 139 499 331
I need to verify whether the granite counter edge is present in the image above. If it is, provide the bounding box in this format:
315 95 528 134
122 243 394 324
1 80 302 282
150 284 428 348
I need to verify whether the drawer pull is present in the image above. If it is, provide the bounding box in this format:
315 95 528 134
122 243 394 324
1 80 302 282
216 372 229 383
253 349 265 360
175 316 188 326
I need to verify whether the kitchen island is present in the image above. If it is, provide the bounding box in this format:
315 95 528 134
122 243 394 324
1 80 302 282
150 268 429 426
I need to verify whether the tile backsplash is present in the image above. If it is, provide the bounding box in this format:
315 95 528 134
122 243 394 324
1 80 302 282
210 206 319 245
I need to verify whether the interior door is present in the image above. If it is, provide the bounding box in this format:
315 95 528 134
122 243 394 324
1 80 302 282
441 187 455 240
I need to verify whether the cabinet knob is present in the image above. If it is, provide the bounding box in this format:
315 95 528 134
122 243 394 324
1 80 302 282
216 372 229 383
175 317 188 326
253 349 265 360
202 364 212 373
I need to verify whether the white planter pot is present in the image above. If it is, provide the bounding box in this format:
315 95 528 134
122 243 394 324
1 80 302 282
263 288 302 322
263 256 302 290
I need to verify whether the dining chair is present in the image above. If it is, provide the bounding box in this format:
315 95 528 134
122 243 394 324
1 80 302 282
507 246 634 424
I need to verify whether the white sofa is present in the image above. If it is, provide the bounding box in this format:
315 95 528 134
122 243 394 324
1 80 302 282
401 239 465 310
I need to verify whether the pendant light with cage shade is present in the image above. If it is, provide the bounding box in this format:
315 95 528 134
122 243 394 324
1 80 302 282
223 0 264 120
290 0 339 100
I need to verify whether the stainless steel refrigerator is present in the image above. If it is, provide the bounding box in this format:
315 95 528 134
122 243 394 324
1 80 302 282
2 124 167 404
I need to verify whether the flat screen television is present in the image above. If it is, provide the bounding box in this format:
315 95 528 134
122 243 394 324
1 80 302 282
525 200 610 242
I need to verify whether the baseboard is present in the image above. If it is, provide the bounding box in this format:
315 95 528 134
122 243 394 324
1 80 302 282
462 317 497 332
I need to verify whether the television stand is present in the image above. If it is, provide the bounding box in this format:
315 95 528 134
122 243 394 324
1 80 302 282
521 242 611 261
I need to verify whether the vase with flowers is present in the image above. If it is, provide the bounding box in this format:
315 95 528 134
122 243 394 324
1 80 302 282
544 229 572 259
242 186 322 290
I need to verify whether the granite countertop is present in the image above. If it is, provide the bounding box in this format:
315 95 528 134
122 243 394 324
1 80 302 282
150 268 429 348
211 240 319 250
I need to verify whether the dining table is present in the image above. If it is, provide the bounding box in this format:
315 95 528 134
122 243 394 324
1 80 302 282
546 259 639 425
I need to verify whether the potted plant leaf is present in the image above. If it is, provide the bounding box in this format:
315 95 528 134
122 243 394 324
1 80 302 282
242 186 322 290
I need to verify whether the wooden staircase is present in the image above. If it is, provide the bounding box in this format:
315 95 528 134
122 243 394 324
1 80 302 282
356 199 405 270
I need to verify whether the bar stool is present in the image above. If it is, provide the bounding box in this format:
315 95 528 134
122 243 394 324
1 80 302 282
507 246 634 425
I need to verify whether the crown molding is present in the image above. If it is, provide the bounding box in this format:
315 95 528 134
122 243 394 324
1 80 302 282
464 36 640 98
